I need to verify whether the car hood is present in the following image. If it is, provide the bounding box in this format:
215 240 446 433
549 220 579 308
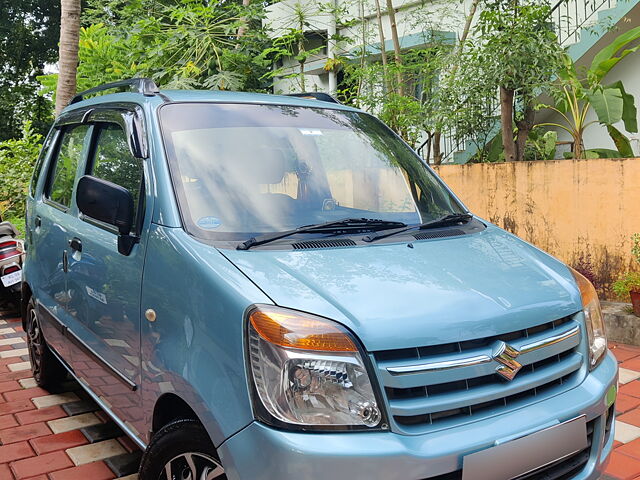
221 225 582 351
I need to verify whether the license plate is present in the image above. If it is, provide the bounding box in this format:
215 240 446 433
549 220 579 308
1 270 21 287
462 416 587 480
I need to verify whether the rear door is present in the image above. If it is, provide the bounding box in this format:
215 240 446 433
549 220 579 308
64 112 148 428
32 124 92 360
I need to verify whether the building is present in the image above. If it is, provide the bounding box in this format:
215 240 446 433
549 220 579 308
264 0 640 162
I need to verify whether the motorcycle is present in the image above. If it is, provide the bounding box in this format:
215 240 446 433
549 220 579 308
0 219 24 301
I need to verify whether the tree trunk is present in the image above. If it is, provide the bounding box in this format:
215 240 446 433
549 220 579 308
451 0 480 76
298 15 306 92
433 0 480 163
373 0 390 92
55 0 81 116
236 0 251 38
515 100 535 161
385 0 403 95
500 86 516 162
433 131 442 165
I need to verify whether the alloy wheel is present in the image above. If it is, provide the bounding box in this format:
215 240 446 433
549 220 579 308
160 452 226 480
26 308 43 379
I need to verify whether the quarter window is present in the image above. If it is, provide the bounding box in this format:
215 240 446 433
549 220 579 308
48 125 90 208
89 124 144 223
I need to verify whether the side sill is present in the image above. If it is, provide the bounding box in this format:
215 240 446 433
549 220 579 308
46 343 148 450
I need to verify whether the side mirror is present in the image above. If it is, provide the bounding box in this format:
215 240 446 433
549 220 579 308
76 175 138 255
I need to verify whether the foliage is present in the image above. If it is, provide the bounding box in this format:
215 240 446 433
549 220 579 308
613 272 640 300
0 122 43 221
460 0 564 162
341 39 454 146
633 233 640 264
573 252 598 290
524 130 558 162
0 0 60 141
612 233 640 301
40 0 273 95
538 26 640 159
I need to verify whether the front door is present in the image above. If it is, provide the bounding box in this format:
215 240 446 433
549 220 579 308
65 120 148 433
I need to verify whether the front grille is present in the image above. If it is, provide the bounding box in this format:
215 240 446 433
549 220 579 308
374 315 583 433
423 418 594 480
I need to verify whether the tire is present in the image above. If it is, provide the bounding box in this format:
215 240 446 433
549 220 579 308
139 419 227 480
25 298 67 388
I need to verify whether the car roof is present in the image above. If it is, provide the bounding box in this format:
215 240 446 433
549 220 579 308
62 89 361 114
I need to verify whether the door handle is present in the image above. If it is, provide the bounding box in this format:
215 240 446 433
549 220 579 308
69 237 82 253
34 216 41 228
62 250 68 273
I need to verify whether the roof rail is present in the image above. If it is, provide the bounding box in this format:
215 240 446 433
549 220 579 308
286 92 341 104
69 78 160 105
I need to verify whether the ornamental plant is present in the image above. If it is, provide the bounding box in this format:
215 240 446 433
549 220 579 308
613 234 640 304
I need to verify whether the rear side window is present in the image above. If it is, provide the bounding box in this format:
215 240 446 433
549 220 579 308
30 129 57 197
89 124 144 223
47 125 90 208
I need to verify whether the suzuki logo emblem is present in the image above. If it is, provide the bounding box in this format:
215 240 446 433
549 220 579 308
494 342 522 381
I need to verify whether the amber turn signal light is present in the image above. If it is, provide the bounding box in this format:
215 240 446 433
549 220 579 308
249 306 357 352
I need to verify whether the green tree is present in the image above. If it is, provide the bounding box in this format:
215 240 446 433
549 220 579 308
42 0 272 94
0 0 60 140
466 0 563 162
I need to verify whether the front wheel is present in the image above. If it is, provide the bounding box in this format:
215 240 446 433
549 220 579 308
139 419 226 480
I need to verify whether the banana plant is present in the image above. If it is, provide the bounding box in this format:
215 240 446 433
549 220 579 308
538 26 640 159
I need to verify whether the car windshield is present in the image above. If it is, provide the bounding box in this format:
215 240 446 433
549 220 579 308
159 102 466 240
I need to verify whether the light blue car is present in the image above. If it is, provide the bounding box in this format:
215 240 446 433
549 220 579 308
23 79 617 480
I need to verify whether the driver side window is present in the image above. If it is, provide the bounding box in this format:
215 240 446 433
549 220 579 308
89 123 144 227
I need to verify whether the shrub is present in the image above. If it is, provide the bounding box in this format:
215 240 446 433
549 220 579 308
613 272 640 301
0 121 42 223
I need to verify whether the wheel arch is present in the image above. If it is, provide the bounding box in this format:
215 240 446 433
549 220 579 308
152 392 201 436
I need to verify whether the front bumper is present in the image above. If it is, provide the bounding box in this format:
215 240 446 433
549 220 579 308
219 350 617 480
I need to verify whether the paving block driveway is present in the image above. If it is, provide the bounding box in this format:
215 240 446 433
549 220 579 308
0 304 639 480
0 309 140 480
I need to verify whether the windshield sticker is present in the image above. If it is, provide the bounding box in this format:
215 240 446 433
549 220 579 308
299 129 323 136
197 217 222 230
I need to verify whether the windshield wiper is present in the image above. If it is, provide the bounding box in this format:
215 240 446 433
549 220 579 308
237 218 407 250
362 213 473 243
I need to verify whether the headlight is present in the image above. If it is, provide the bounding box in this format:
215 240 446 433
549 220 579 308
246 305 385 431
570 267 607 369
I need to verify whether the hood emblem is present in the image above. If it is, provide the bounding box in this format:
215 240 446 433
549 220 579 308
494 343 523 381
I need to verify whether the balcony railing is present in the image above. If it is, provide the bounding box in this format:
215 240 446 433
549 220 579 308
551 0 615 46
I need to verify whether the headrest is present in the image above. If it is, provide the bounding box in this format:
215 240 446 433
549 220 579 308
249 146 286 185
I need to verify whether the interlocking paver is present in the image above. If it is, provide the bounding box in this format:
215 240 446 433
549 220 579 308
10 450 73 479
66 439 126 466
618 394 640 415
31 392 80 409
49 461 116 480
48 413 102 434
30 430 89 455
15 405 68 425
0 441 35 463
0 422 52 444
